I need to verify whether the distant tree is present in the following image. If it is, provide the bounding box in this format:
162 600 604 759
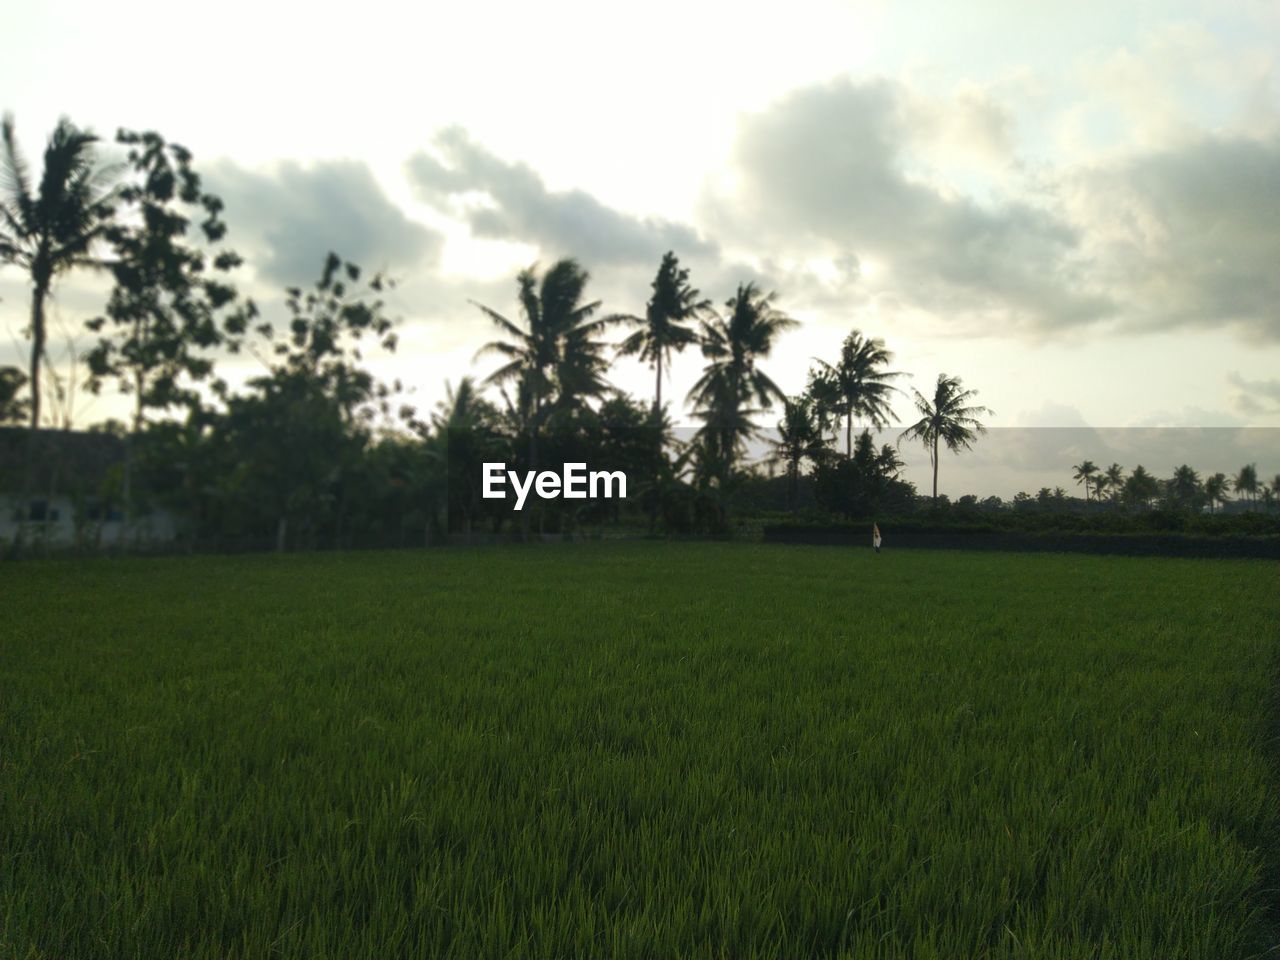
806 330 901 458
474 259 615 470
431 376 505 538
768 395 827 511
812 428 913 519
1104 463 1125 506
1092 471 1111 503
1167 464 1202 511
0 366 29 425
1123 465 1158 508
688 282 796 479
85 130 255 526
1203 472 1230 514
897 373 991 506
616 251 709 417
0 115 118 430
1234 463 1259 508
1072 459 1098 503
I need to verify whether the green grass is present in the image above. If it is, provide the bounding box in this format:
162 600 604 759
2 543 1278 959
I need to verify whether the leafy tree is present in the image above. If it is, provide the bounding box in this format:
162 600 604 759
224 253 400 551
0 115 118 430
0 366 29 425
1072 459 1098 503
812 429 913 519
1092 471 1111 503
616 251 708 416
806 330 901 457
1234 463 1259 508
898 373 991 506
433 376 506 538
1203 472 1230 514
84 130 255 527
688 282 796 479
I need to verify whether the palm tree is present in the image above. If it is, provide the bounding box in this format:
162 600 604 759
688 282 797 476
807 330 901 458
1234 463 1259 509
0 115 117 430
897 373 991 505
768 395 826 511
1072 459 1098 503
616 251 709 417
1204 472 1230 514
1123 465 1158 508
1093 472 1111 504
1168 464 1202 510
1104 463 1124 506
473 259 616 465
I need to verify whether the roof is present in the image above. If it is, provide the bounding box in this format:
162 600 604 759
0 428 127 495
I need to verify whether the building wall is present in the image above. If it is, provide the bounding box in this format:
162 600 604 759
0 495 178 547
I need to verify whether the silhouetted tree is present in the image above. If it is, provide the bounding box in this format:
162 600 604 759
768 395 826 511
688 282 796 479
0 115 117 431
1072 459 1098 503
1234 463 1259 508
898 373 991 505
1204 472 1230 514
806 330 900 457
616 251 708 417
0 367 29 425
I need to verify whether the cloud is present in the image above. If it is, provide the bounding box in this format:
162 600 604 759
1228 371 1280 416
701 77 1115 335
204 159 444 288
406 128 718 267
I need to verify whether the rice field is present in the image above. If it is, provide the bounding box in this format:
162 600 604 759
2 543 1278 959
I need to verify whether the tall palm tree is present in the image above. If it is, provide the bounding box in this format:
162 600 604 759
1072 459 1098 503
616 251 709 417
472 259 616 465
897 373 991 505
1204 472 1230 514
0 115 117 430
807 330 901 458
688 282 797 476
1234 463 1259 509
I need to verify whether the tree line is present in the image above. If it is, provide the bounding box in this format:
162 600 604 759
1 114 1273 552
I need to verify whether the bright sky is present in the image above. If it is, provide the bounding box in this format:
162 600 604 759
3 0 1279 494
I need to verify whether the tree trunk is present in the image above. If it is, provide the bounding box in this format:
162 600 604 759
932 434 939 504
28 284 47 432
655 354 662 417
845 410 852 459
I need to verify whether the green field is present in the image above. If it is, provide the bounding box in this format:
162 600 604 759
2 544 1278 959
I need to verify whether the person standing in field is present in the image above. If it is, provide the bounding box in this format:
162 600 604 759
873 522 882 553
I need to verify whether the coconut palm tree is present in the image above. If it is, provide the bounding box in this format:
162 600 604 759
1104 463 1124 506
473 259 618 465
1203 472 1230 514
897 373 991 505
1124 465 1158 508
1168 464 1202 510
616 251 709 417
1234 463 1259 509
687 282 796 476
1072 459 1098 503
0 115 118 430
806 330 901 458
768 395 826 511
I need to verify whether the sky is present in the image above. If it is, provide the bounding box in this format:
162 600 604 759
3 0 1279 496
